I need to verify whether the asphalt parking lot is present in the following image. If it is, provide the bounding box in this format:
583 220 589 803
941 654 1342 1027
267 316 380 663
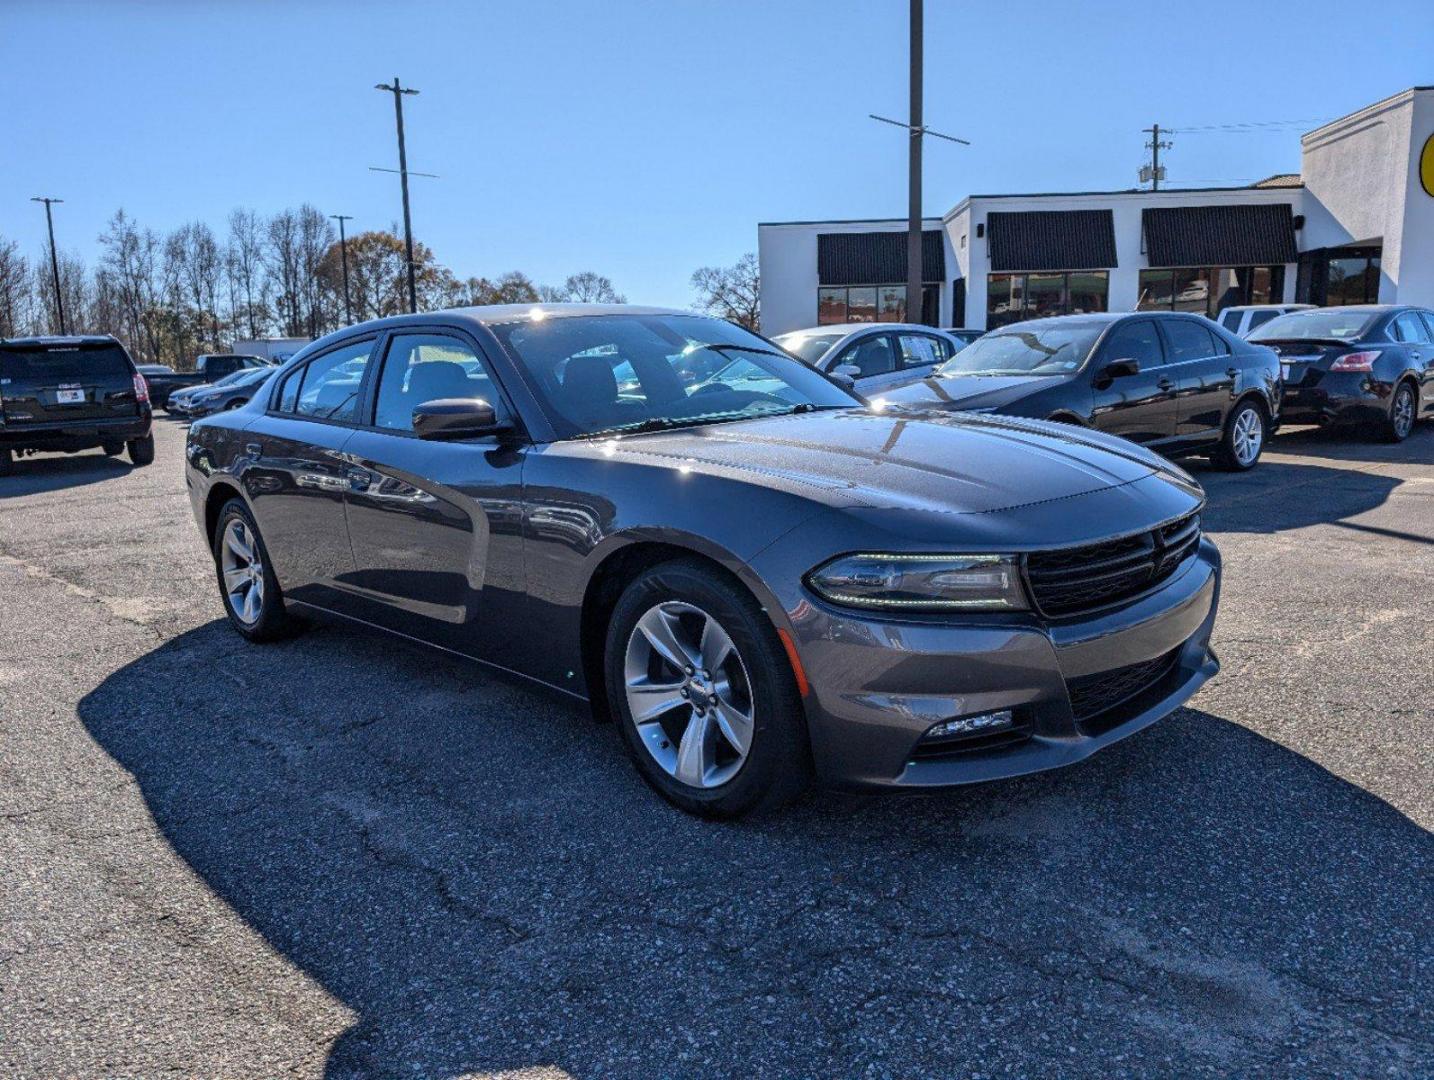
1 416 1431 1078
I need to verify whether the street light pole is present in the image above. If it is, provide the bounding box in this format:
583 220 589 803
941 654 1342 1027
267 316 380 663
330 214 354 324
907 0 923 325
375 77 420 314
31 197 67 335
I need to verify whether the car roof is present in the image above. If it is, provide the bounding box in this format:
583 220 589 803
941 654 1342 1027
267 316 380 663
774 323 953 339
1221 304 1312 312
1 334 120 347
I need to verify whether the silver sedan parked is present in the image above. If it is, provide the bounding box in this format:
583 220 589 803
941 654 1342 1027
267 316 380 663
772 323 969 394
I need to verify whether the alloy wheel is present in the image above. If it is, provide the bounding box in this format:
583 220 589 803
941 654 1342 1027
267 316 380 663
623 601 755 790
1232 406 1264 466
220 518 265 625
1393 387 1414 439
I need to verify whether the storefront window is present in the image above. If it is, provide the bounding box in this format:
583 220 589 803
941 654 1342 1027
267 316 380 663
1327 255 1380 305
818 284 939 326
1141 265 1286 317
987 271 1108 328
817 288 847 325
1171 268 1210 313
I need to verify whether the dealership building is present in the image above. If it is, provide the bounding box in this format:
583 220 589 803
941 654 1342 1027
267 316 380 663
758 86 1434 336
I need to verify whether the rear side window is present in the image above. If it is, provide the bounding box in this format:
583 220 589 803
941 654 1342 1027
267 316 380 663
895 333 946 369
0 344 131 382
1390 312 1431 344
272 339 374 422
1163 320 1218 363
1220 310 1244 332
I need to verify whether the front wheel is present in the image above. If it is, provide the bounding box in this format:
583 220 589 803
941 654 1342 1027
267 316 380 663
213 499 295 642
224 398 248 410
605 559 811 818
127 434 155 466
1212 399 1266 471
1379 382 1417 443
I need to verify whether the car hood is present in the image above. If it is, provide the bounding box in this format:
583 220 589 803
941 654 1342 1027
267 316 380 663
569 408 1164 516
880 373 1062 411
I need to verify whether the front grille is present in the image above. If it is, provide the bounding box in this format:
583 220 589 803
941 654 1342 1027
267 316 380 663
1066 649 1180 725
1025 512 1201 618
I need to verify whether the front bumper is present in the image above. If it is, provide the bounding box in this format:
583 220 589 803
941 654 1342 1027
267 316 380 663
1280 372 1393 426
0 412 151 452
786 538 1221 790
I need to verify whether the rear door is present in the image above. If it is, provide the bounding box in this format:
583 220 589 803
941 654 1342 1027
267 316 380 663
1164 318 1235 441
1088 319 1176 444
241 336 378 606
0 341 139 425
888 331 953 390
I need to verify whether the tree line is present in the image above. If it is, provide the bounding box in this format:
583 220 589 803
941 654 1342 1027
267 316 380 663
0 205 761 369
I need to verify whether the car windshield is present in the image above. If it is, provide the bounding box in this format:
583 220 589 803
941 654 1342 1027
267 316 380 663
490 313 859 439
935 322 1105 376
773 332 845 365
1249 309 1377 342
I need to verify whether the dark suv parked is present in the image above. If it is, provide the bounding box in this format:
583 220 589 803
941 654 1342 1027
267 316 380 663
0 335 154 475
881 312 1282 471
1248 305 1434 441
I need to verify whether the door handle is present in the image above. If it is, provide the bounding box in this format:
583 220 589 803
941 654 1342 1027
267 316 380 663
345 466 372 492
1226 367 1239 378
244 442 262 457
1157 377 1175 391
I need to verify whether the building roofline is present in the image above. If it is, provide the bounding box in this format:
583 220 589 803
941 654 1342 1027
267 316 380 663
1303 86 1433 142
758 216 944 228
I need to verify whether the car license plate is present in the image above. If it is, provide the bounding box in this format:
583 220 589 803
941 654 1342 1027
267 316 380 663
56 388 84 404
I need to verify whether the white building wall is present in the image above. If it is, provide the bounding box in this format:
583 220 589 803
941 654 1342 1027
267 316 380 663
757 218 950 336
947 187 1300 329
1400 93 1434 306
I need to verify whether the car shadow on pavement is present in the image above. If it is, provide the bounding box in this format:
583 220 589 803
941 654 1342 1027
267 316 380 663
0 451 134 498
77 619 1434 1077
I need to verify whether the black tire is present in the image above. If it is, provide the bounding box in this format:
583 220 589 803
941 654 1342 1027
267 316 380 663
1379 381 1417 443
0 448 12 477
126 434 155 466
224 398 247 410
101 440 125 457
604 558 811 818
212 498 295 643
1211 398 1267 471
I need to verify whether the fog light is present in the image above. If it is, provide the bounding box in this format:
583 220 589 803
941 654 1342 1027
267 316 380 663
925 710 1014 740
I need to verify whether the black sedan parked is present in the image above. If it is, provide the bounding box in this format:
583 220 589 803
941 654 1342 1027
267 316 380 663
1248 305 1434 441
186 305 1221 818
881 312 1282 471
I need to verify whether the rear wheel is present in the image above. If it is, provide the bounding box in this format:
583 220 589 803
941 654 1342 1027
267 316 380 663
101 440 124 457
127 434 155 466
213 499 294 642
1380 382 1417 443
1212 399 1266 471
605 559 810 818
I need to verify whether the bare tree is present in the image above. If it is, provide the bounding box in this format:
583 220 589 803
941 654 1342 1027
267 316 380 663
690 252 760 330
562 271 626 304
0 237 30 338
97 210 165 363
296 205 336 338
227 209 265 339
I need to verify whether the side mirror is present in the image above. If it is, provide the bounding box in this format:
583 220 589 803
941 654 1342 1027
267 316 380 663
830 371 857 389
413 398 511 440
1101 357 1141 380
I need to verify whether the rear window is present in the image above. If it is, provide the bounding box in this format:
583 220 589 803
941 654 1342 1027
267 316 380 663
0 344 132 382
1249 310 1376 342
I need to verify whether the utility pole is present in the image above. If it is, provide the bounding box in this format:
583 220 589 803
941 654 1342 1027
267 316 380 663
1142 124 1172 191
869 0 968 326
31 197 67 335
374 77 421 314
330 214 354 324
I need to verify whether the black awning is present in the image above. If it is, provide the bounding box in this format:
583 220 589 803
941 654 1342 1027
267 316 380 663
1142 203 1298 267
986 210 1117 272
817 230 945 285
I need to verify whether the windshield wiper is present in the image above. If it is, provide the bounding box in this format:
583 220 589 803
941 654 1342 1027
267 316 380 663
577 403 847 441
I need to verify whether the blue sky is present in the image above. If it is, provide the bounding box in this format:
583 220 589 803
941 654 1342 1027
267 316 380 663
3 0 1431 308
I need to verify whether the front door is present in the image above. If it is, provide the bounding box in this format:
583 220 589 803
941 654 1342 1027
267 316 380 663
1088 319 1176 444
242 336 377 606
339 330 528 666
827 332 901 394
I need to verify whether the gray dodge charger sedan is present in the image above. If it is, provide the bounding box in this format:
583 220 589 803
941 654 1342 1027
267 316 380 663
185 304 1220 818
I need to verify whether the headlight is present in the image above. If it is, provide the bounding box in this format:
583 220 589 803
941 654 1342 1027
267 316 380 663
806 553 1028 611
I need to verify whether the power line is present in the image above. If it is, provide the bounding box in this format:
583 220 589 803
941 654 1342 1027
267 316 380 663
1166 118 1334 134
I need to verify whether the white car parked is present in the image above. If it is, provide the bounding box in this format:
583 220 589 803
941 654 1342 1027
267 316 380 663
1216 304 1315 338
771 323 968 394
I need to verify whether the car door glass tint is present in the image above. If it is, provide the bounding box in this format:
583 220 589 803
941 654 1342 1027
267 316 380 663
294 340 373 422
1390 312 1430 343
275 367 301 412
1220 310 1243 332
1164 321 1217 363
1100 321 1164 369
834 335 895 377
374 334 504 431
896 334 941 369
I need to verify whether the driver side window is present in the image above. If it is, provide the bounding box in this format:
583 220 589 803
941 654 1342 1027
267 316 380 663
1099 321 1165 370
832 335 896 378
